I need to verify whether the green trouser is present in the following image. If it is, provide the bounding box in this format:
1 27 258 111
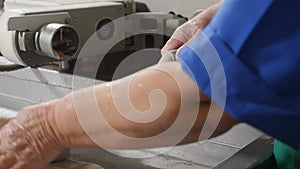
274 140 300 169
250 140 300 169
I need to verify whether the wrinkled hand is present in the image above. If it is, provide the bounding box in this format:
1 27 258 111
161 1 223 57
0 102 63 169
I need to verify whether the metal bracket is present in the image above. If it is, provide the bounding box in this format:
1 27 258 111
8 12 70 31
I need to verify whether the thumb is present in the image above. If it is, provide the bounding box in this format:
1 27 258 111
175 29 202 60
162 38 184 53
175 44 186 60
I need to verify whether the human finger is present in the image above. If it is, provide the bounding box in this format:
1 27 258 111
9 161 31 169
159 50 177 64
175 29 202 60
162 37 184 52
0 152 17 169
162 21 199 53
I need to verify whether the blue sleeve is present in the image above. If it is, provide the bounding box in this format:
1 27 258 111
178 0 300 149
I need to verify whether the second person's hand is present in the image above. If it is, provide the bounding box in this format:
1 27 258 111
161 1 223 58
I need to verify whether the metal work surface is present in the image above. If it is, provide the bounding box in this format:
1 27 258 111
215 135 274 169
0 65 97 110
70 124 265 169
0 62 272 168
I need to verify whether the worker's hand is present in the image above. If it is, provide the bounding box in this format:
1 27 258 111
161 1 223 58
0 102 64 169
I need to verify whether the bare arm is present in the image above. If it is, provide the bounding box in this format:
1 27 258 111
0 54 237 169
51 62 238 149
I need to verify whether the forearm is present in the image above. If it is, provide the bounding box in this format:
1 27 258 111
49 62 238 149
50 63 195 148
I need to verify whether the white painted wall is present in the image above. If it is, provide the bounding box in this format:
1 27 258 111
136 0 219 18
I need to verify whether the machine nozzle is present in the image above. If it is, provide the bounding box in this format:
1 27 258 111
37 23 80 60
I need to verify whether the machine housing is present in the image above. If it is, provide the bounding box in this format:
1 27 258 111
0 0 186 66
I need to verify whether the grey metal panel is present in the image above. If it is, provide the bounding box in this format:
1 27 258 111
0 72 71 108
8 12 70 31
0 93 33 110
70 148 211 169
146 142 239 168
0 67 104 110
215 135 274 169
70 128 265 169
3 67 97 90
209 124 263 149
140 156 211 169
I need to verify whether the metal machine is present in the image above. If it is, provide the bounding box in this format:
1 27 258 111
0 0 186 66
0 0 189 106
